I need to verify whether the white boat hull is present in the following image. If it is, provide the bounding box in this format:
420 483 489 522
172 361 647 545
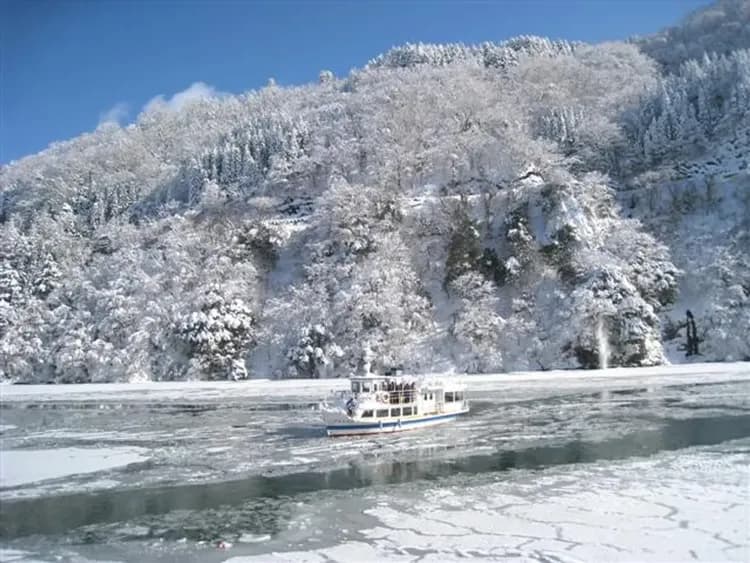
325 408 469 437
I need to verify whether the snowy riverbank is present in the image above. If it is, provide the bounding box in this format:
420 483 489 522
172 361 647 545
2 361 748 404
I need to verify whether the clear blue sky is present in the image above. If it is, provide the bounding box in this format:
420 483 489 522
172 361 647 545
1 0 711 164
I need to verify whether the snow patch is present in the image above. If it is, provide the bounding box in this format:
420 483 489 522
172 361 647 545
237 533 272 544
0 447 149 488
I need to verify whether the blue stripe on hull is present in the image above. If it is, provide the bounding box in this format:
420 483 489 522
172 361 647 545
326 409 468 433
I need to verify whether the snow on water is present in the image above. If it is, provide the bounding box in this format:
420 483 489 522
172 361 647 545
0 447 149 488
0 549 31 562
223 441 750 562
0 377 347 404
0 363 747 503
0 548 123 563
2 361 748 404
237 534 271 544
0 363 748 561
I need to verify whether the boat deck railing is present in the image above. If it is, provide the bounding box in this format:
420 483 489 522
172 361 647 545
359 390 469 406
330 388 468 408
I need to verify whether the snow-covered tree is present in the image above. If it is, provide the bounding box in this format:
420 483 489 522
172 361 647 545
176 287 255 380
449 272 505 373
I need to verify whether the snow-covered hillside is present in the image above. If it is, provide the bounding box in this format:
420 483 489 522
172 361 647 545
622 127 750 363
0 1 748 382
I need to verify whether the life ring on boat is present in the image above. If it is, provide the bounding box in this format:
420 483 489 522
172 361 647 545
377 391 389 403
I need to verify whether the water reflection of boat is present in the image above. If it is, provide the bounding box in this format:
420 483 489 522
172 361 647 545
320 375 469 437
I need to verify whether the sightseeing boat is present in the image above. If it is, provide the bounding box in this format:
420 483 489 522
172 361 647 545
320 375 469 437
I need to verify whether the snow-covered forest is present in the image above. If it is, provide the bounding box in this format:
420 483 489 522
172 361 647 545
1 0 748 383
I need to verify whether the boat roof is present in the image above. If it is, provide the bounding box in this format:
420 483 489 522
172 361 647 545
349 375 466 388
350 374 420 381
350 376 390 380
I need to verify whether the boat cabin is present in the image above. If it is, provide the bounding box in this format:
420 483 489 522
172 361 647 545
346 375 466 419
322 374 470 435
350 375 420 404
349 376 389 394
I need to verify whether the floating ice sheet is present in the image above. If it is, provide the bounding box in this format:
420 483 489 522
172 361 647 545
0 447 149 488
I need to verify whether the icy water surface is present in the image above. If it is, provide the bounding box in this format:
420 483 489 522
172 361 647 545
1 369 749 562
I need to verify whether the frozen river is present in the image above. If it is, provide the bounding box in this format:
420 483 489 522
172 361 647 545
1 363 749 562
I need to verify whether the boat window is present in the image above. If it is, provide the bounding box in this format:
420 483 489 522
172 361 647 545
429 393 433 400
376 409 389 418
361 410 373 418
362 382 370 392
423 393 427 400
413 406 418 415
390 408 401 417
446 392 454 402
456 392 462 401
352 382 360 393
403 406 412 416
